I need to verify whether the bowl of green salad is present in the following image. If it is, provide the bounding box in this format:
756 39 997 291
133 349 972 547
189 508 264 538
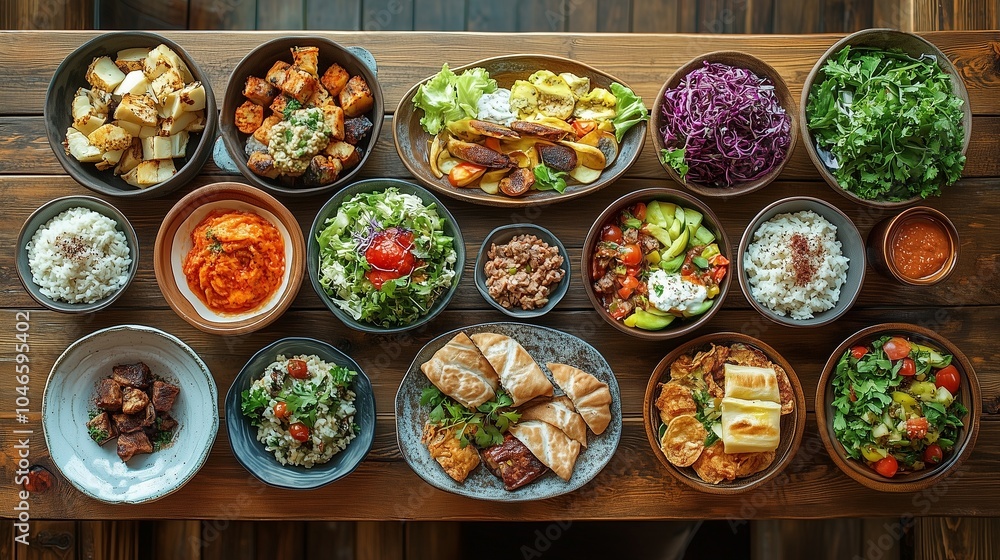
802 29 972 207
307 178 464 333
816 323 980 492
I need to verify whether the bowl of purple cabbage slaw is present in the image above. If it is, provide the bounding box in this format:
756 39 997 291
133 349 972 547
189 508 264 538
651 52 797 198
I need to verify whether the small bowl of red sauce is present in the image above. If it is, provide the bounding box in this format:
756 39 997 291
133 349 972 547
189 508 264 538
867 207 959 286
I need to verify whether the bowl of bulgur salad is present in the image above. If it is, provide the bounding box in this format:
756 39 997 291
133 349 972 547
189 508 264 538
226 337 375 489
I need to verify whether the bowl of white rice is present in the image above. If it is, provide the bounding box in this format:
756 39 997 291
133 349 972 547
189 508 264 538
738 197 865 327
17 195 138 313
225 337 376 490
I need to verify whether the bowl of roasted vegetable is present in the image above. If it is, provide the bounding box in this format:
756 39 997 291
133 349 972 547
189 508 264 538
393 54 648 207
583 187 731 340
802 29 972 207
816 323 980 492
44 31 216 199
220 36 383 197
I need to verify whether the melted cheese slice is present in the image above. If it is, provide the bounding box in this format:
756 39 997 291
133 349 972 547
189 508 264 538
720 397 780 453
724 364 780 403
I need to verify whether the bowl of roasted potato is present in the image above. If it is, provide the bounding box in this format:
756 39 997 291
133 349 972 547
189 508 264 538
44 31 217 199
220 37 384 198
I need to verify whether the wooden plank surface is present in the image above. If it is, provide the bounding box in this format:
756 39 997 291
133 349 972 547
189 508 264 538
1 30 998 522
915 517 1000 559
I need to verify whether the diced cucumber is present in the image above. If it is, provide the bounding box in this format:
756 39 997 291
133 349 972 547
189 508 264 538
909 381 937 401
658 202 678 227
694 225 716 245
674 205 685 227
660 253 685 273
646 201 667 228
667 217 682 240
700 243 720 260
681 300 714 318
912 343 952 368
645 250 661 265
632 308 676 330
872 423 890 439
663 229 689 259
683 207 703 234
933 386 954 406
642 223 673 247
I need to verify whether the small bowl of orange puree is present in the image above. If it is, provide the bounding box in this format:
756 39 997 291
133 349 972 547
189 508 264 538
868 207 958 286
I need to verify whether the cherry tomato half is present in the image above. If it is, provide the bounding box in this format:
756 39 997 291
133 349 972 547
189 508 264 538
850 346 869 360
632 202 647 221
273 401 289 420
874 455 898 478
934 365 961 394
601 224 623 244
899 358 916 377
289 423 310 442
620 243 643 266
923 443 944 465
883 337 912 361
287 359 309 379
906 417 929 440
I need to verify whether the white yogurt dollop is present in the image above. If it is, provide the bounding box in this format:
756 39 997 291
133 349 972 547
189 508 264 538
476 88 517 125
647 269 707 313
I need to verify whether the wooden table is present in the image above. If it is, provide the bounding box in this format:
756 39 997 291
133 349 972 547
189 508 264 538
1 30 998 522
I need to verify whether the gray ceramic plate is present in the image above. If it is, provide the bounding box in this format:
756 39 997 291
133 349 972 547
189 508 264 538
395 322 622 501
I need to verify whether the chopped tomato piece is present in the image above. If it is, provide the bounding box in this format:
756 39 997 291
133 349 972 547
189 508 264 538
572 119 597 137
617 275 639 299
874 456 898 478
287 359 309 379
620 244 642 266
447 162 486 187
850 346 869 360
898 357 916 377
601 224 623 244
632 202 646 221
906 417 929 440
484 137 502 152
608 302 630 320
883 337 912 361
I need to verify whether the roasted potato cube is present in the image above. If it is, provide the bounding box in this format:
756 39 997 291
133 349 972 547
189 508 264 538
178 81 206 112
65 128 103 163
88 123 132 152
243 76 277 106
160 111 198 135
115 47 148 73
253 115 282 145
114 94 158 127
149 68 184 102
320 63 350 96
86 56 126 92
324 140 360 170
115 139 143 175
144 44 193 82
303 155 343 186
320 104 345 141
234 100 264 134
266 60 291 88
338 75 374 117
291 46 320 76
169 131 189 158
141 136 172 160
114 70 150 98
280 68 318 104
269 94 296 119
184 111 207 133
247 151 280 179
123 159 176 188
343 115 373 145
307 85 330 108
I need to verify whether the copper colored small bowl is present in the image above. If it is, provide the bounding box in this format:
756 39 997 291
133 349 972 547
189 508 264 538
867 207 959 286
816 323 980 493
643 332 806 494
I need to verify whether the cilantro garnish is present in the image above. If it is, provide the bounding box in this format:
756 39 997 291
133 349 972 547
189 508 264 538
420 386 521 448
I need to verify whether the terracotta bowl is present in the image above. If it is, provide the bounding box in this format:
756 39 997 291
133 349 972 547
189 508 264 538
220 36 383 198
582 187 731 340
816 323 980 492
44 31 216 199
154 182 305 335
643 332 806 494
800 28 972 208
737 196 866 328
650 51 797 198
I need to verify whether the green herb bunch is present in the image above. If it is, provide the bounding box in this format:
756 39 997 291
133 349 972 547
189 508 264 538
420 386 521 448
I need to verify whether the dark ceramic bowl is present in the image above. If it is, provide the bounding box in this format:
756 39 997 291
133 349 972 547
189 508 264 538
307 178 465 333
643 332 806 494
816 324 980 492
17 195 138 313
220 36 383 198
582 187 731 340
800 29 972 208
474 224 570 318
225 337 376 490
651 51 797 198
44 32 216 199
737 196 865 328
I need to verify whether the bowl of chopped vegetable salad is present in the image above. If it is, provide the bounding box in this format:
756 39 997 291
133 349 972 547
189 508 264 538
802 29 972 207
816 323 980 492
307 178 464 333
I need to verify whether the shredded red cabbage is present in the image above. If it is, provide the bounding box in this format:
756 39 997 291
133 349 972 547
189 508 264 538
660 61 791 188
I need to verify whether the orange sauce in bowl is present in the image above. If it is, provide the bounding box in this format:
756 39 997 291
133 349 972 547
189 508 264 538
890 216 951 280
182 210 285 313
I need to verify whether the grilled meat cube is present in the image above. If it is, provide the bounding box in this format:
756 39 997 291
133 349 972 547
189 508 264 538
121 386 150 415
141 402 156 428
113 411 146 434
343 115 373 145
243 76 277 106
537 143 578 172
234 100 264 134
87 411 117 445
112 362 152 389
303 155 343 186
482 433 549 491
320 63 350 96
156 413 178 432
338 75 374 117
151 380 180 413
421 423 481 484
116 430 153 462
95 378 123 411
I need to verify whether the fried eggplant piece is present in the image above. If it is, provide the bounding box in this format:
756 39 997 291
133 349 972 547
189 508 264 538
510 120 571 141
343 115 373 145
446 137 514 168
537 143 578 172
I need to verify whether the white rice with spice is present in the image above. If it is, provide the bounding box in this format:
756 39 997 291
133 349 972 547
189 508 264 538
743 210 849 320
248 354 358 468
26 207 131 304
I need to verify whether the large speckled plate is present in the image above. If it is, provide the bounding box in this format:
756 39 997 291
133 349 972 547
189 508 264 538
396 322 621 501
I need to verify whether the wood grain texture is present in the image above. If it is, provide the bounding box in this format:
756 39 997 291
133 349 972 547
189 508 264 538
405 522 461 560
631 0 679 32
915 517 1000 560
306 0 362 30
97 0 189 29
596 0 631 32
518 0 568 32
773 0 822 33
752 519 872 560
362 0 414 31
256 0 305 29
1 0 94 30
152 521 201 560
467 0 517 31
21 521 75 560
188 0 256 30
822 0 874 32
199 520 254 560
77 521 139 560
355 522 404 560
305 522 355 560
413 0 464 31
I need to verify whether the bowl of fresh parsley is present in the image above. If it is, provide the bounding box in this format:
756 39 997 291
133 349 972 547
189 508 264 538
802 29 972 207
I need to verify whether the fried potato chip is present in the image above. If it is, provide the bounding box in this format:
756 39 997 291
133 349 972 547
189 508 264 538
735 450 776 477
660 414 707 467
655 381 697 426
669 353 696 379
692 440 739 484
